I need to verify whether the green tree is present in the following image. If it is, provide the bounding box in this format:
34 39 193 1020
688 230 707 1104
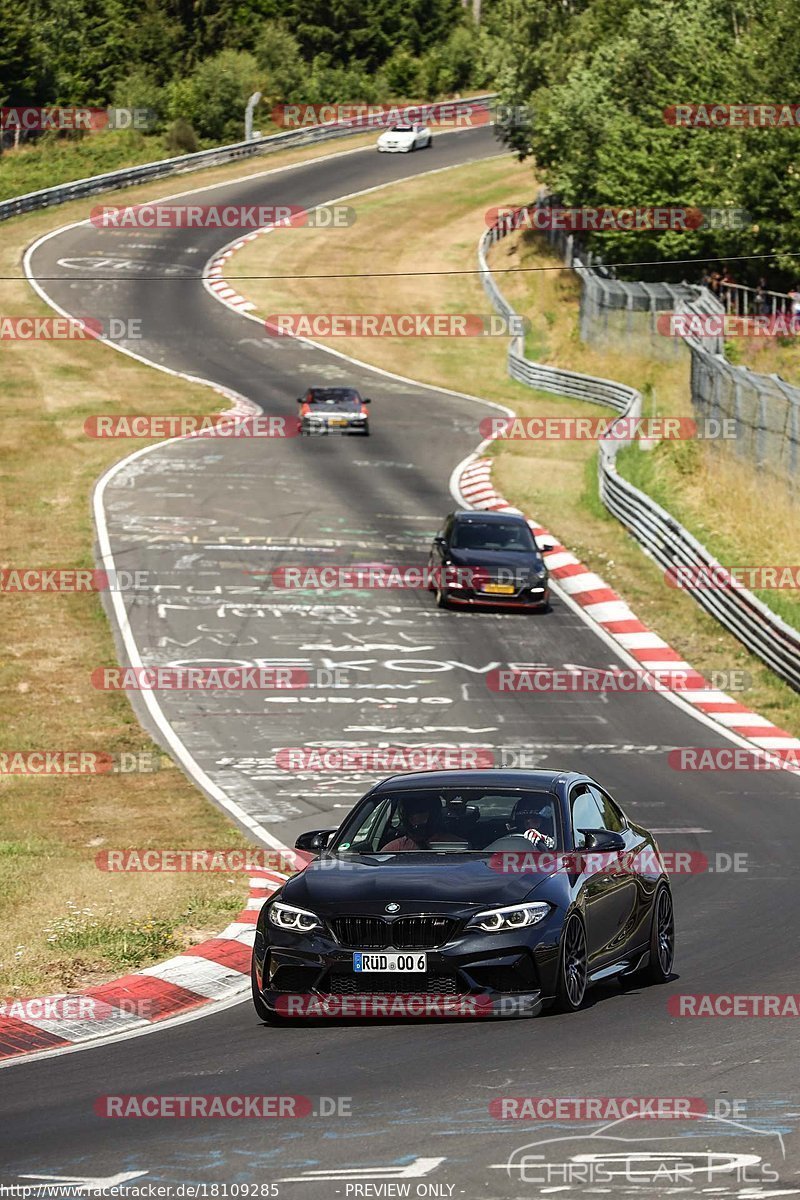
165 49 261 143
0 0 51 106
253 22 306 103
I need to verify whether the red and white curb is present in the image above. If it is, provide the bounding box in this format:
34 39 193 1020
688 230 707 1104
458 456 800 765
206 237 261 312
0 366 271 1066
0 868 290 1063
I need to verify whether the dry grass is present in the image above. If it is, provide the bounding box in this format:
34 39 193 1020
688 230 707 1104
230 158 800 736
0 131 373 996
734 330 800 386
231 156 614 420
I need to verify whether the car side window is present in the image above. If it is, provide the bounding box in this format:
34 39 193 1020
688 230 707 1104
570 785 605 848
588 785 626 833
345 798 391 851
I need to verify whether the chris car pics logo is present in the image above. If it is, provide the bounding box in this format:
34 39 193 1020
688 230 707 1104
495 1113 786 1188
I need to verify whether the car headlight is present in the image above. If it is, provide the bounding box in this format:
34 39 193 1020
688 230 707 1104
467 902 550 932
268 900 322 933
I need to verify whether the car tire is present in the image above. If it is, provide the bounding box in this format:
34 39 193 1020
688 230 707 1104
642 883 675 984
362 425 370 436
251 962 291 1025
553 913 588 1012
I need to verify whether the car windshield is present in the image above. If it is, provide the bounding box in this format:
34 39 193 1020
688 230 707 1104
332 787 562 854
390 125 414 132
451 520 537 552
307 388 361 409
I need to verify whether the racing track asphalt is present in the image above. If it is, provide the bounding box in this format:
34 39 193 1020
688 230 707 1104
3 126 800 1197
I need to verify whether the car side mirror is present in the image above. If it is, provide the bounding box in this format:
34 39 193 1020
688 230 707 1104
295 828 336 853
434 535 447 549
296 397 305 403
539 540 556 553
578 828 625 852
362 397 372 404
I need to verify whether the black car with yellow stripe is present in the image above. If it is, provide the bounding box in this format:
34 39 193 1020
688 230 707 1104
427 510 551 609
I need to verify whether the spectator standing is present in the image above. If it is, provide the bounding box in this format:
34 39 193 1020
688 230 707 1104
755 278 771 316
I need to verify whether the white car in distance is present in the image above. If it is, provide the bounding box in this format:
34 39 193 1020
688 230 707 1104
376 122 432 152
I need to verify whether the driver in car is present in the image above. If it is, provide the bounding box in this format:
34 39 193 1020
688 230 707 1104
510 797 557 849
381 796 440 851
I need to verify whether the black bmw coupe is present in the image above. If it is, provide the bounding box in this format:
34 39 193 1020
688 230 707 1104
251 769 675 1023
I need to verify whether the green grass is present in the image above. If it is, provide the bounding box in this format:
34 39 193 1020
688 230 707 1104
618 440 800 631
0 130 170 200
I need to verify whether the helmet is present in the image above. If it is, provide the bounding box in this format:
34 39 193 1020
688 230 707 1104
511 796 554 839
396 793 441 833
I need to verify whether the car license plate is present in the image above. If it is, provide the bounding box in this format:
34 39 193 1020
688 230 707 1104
482 583 515 595
353 952 427 972
329 417 348 426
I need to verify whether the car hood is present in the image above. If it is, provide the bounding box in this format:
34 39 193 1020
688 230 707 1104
281 853 553 914
447 547 546 574
379 131 413 142
306 405 361 415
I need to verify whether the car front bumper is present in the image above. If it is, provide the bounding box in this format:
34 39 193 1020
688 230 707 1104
253 918 562 1019
447 586 550 609
300 418 369 435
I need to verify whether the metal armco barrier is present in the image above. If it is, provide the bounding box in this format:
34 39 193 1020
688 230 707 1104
0 96 498 223
478 207 800 692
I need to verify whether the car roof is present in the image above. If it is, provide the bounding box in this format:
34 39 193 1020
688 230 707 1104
370 768 583 793
452 509 527 523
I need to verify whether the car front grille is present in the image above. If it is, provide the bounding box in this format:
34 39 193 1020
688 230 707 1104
324 973 460 996
329 916 459 949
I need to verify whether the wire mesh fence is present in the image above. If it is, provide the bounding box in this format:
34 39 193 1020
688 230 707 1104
478 205 800 692
528 195 800 488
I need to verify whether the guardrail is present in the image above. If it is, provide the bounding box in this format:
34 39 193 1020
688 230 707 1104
478 206 800 692
0 95 498 223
